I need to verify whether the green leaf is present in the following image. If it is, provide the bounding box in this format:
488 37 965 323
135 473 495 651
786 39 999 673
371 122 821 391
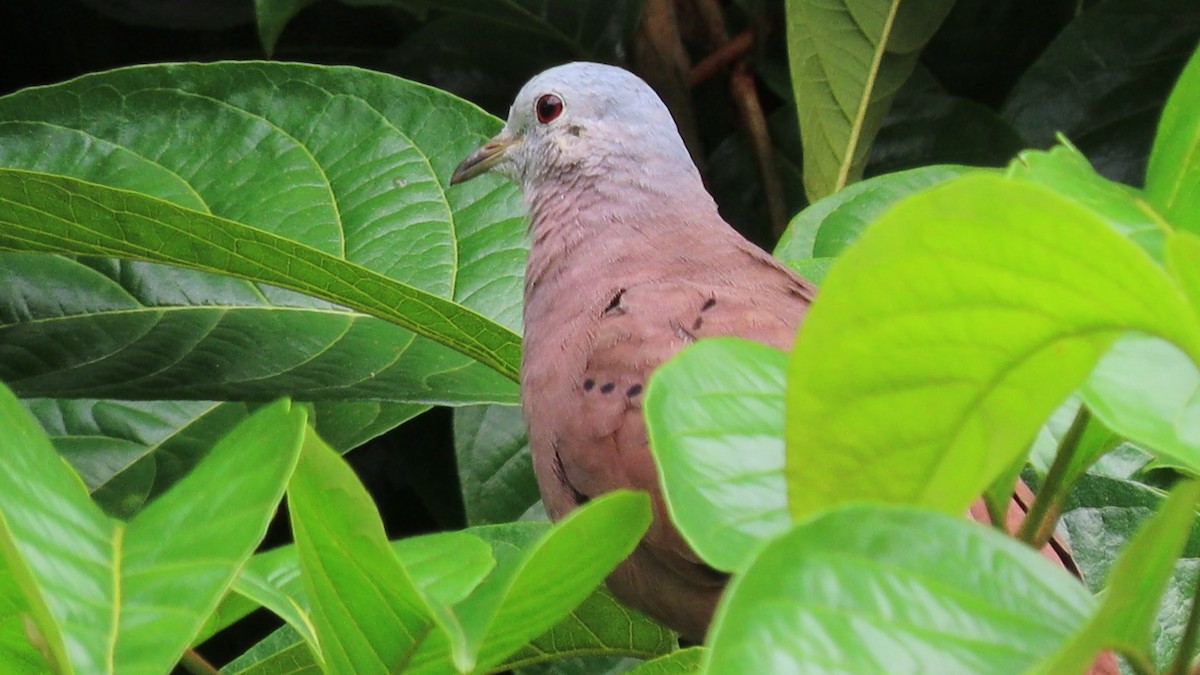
626 647 704 674
1058 473 1200 671
406 492 653 674
196 530 495 651
786 174 1200 521
785 0 957 200
220 625 321 675
1007 143 1170 261
1036 480 1200 673
1001 0 1200 185
773 164 971 262
454 404 539 525
0 169 520 391
0 387 304 674
1082 334 1200 475
0 62 528 402
645 338 790 572
286 427 455 673
706 505 1094 673
499 586 677 671
1148 42 1200 232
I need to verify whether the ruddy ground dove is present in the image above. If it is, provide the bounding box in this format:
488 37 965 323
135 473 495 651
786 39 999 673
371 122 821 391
449 63 1109 669
452 61 814 641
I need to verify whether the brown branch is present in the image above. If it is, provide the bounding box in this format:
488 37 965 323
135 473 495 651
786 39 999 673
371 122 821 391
689 30 754 87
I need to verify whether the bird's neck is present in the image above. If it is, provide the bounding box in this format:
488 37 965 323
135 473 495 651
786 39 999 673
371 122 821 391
521 163 725 317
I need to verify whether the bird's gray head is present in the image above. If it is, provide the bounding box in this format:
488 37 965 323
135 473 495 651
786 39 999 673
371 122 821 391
451 62 700 195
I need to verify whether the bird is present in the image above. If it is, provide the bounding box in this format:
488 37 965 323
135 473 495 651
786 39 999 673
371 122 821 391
447 65 1115 675
451 61 816 641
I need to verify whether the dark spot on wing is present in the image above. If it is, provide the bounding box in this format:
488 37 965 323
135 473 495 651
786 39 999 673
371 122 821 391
603 288 626 316
692 316 703 331
701 297 717 312
599 382 615 394
626 384 643 397
583 378 595 391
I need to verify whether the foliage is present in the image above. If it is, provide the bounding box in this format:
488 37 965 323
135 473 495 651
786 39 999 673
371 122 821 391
0 0 1198 673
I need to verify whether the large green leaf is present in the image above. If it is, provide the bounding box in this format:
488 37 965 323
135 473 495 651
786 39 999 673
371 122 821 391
0 62 527 403
644 338 789 573
785 174 1200 520
0 388 304 674
785 0 956 200
1146 40 1200 232
706 505 1095 673
1001 0 1200 185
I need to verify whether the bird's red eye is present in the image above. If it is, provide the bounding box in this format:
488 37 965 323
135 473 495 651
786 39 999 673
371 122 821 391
535 93 563 123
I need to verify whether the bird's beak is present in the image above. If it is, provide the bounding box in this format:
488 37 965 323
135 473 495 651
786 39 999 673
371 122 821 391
451 131 518 185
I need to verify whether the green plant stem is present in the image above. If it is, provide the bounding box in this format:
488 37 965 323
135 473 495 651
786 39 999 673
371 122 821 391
1016 406 1091 548
179 649 219 675
1168 571 1200 675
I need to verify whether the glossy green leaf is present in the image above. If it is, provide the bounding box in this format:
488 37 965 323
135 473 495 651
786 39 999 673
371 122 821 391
1082 334 1200 475
786 174 1200 521
626 647 704 674
1036 480 1200 673
1001 0 1200 185
785 0 956 200
0 387 304 674
645 338 790 572
1146 41 1200 231
454 404 539 525
1169 230 1200 312
706 505 1095 674
0 169 520 391
500 586 677 671
0 62 528 402
287 427 457 673
773 164 971 262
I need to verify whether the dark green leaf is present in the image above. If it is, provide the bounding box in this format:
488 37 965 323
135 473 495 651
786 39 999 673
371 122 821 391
454 404 539 525
1001 0 1200 185
1036 480 1200 672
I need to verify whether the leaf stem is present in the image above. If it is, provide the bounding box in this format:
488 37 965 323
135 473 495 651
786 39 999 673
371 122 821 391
1168 569 1200 675
179 649 219 675
1017 405 1091 547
